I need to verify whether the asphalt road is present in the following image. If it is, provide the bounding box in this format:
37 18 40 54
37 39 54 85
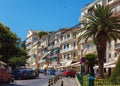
1 74 55 86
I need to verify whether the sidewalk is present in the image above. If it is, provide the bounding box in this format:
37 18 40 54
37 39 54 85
53 77 79 86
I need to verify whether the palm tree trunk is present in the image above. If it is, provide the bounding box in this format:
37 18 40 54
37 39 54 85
96 42 107 78
90 64 95 77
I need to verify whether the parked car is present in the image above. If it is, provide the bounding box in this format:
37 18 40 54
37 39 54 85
55 70 64 75
12 69 29 79
39 69 44 73
63 70 76 77
26 69 39 78
46 69 55 75
0 67 14 84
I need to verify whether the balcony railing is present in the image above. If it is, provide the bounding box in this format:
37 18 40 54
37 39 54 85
61 37 73 43
26 45 32 49
48 45 53 50
115 43 120 49
60 46 77 53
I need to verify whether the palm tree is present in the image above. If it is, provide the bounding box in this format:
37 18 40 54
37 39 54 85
78 4 120 78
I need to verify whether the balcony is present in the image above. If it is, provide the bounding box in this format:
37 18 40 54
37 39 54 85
115 43 120 49
80 16 87 23
61 37 73 44
53 43 60 48
60 46 77 54
48 45 53 50
26 45 32 50
39 45 44 49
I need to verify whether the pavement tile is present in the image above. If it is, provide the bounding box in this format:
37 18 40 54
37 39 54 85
53 77 78 86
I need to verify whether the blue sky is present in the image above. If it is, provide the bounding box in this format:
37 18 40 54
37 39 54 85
0 0 93 40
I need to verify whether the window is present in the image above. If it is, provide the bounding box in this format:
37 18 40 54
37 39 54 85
64 55 66 58
73 52 76 57
109 53 111 58
67 33 70 38
114 53 117 57
108 0 112 2
67 44 69 48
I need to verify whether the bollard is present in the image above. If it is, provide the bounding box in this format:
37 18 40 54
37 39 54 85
54 77 56 84
48 79 51 86
51 78 53 85
88 76 95 86
61 81 63 86
61 74 62 79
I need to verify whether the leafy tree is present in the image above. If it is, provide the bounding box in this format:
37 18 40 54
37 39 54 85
78 4 120 78
111 54 120 83
0 23 18 63
85 53 98 77
9 56 26 69
0 22 28 67
38 31 48 39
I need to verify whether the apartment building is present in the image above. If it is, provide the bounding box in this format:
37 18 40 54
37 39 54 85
47 29 67 69
38 33 50 70
25 29 40 68
38 29 67 70
80 0 120 75
59 28 80 71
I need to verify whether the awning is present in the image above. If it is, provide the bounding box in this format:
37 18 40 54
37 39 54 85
93 63 116 69
43 64 48 69
48 65 54 68
50 56 58 61
106 64 116 68
70 62 80 66
41 51 50 59
65 60 72 67
0 61 7 66
56 66 63 69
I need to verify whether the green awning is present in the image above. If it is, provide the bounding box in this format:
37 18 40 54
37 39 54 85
50 56 59 61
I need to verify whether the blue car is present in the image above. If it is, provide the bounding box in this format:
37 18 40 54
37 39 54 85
46 69 55 75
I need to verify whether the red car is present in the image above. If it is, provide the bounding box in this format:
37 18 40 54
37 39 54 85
63 70 76 77
0 67 13 84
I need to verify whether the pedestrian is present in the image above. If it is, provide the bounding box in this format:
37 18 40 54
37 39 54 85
44 68 47 76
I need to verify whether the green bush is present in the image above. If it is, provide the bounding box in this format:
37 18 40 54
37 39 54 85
111 56 120 83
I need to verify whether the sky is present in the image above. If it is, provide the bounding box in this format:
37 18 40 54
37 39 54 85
0 0 93 40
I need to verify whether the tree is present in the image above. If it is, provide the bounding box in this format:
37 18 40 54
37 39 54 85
111 54 120 83
0 22 28 67
0 23 18 63
78 4 120 78
9 56 26 70
85 53 98 77
38 31 48 39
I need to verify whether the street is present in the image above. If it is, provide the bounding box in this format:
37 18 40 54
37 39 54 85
1 74 55 86
1 74 78 86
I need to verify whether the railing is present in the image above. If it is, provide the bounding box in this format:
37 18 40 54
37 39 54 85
115 43 120 49
60 46 77 53
76 74 120 86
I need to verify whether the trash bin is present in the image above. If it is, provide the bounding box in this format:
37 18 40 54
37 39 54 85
88 76 95 86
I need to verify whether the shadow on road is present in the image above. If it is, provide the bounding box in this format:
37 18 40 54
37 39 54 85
0 83 26 86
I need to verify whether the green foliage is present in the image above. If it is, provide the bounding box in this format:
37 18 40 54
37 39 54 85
0 22 28 65
9 56 26 67
85 53 98 76
85 53 97 65
111 56 120 83
38 31 48 38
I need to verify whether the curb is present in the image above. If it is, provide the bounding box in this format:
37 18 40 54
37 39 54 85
75 75 81 86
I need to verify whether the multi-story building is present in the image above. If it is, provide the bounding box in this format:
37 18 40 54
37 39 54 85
80 0 120 75
25 29 40 68
38 32 50 70
59 28 80 71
